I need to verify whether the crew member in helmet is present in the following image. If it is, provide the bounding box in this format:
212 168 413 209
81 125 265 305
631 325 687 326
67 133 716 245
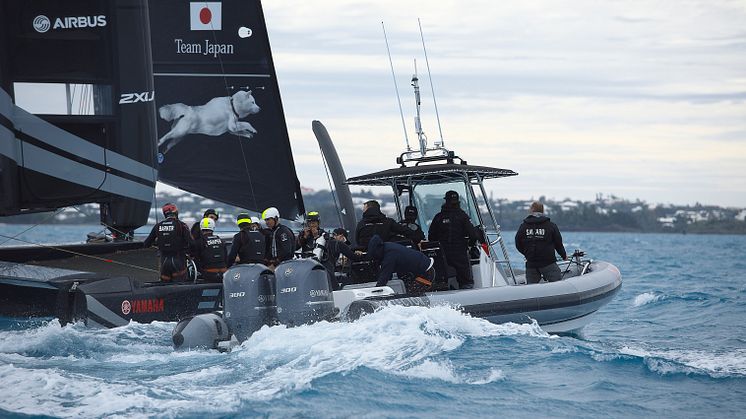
227 213 267 267
428 191 479 289
191 208 219 242
297 211 326 255
143 203 192 282
396 205 425 246
193 217 227 282
355 200 414 249
262 207 296 269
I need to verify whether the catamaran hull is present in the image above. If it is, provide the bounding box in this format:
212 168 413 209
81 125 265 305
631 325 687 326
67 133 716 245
0 263 223 327
345 261 621 334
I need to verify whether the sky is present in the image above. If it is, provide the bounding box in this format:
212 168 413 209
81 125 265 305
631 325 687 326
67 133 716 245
254 0 746 208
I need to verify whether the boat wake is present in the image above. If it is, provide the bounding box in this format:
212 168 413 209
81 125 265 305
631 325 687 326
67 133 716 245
0 306 547 417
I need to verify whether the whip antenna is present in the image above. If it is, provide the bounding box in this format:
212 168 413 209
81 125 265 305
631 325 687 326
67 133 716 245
418 18 444 147
382 21 410 150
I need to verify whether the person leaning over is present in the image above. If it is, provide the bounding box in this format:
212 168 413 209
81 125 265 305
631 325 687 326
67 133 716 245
355 200 414 249
227 213 267 268
143 203 192 282
367 234 434 291
193 217 228 283
515 201 568 284
262 207 296 269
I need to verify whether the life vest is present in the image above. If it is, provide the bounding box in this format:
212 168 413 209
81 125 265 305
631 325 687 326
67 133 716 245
199 234 226 269
156 218 184 253
238 229 266 263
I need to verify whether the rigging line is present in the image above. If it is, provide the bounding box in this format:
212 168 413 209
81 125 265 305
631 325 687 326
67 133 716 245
0 233 160 273
382 21 410 150
418 18 444 146
0 207 67 247
68 206 132 238
318 147 344 228
207 11 259 211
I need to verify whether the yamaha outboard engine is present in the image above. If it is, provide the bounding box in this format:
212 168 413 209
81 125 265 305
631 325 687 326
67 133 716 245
223 264 276 341
172 313 230 350
274 259 337 327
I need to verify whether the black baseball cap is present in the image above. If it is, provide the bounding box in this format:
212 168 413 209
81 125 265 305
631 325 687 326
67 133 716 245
444 190 459 202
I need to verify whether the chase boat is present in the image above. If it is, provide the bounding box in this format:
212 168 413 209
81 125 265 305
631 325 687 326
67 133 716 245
175 122 622 351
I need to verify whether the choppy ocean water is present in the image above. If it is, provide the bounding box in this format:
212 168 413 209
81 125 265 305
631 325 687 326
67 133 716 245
1 225 745 418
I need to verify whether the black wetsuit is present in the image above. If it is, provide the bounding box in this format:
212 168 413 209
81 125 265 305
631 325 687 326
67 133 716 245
428 205 478 288
143 217 192 282
515 213 567 283
355 207 413 249
227 228 267 267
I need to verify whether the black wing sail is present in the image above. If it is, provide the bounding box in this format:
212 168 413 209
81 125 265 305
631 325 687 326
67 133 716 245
150 0 304 219
0 0 158 234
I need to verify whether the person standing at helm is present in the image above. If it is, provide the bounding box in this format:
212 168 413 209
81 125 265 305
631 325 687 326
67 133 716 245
227 213 267 267
143 203 192 282
397 205 425 246
193 217 227 283
428 191 478 289
297 211 326 255
515 201 567 284
355 200 414 249
262 207 296 269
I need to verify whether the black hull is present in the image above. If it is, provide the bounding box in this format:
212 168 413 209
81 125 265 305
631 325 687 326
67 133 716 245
0 242 223 327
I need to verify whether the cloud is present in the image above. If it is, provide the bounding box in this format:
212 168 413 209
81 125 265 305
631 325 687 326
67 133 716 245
263 0 746 207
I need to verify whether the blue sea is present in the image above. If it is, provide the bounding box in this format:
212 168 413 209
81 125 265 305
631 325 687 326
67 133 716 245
1 225 745 418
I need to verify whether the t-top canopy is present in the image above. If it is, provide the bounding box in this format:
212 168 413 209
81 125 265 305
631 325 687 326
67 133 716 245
346 163 518 187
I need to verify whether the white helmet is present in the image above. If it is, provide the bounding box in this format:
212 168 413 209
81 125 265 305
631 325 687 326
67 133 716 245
262 207 280 220
200 217 216 231
250 216 261 224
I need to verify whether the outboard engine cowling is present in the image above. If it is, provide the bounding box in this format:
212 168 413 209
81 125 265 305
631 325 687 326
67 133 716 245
275 259 337 327
172 313 229 350
223 264 276 341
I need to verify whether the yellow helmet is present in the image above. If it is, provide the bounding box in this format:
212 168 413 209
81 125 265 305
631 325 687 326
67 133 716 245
200 217 215 231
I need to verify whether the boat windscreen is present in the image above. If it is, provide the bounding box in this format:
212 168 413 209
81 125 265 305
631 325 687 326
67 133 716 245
411 182 481 236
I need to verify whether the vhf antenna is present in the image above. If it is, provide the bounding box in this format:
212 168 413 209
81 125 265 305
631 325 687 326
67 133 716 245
412 59 427 155
418 18 444 147
382 21 410 151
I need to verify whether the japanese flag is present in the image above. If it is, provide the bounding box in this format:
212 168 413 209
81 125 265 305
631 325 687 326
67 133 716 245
190 2 221 31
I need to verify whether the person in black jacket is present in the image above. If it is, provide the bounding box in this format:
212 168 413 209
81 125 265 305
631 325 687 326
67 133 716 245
428 191 478 289
227 213 267 268
515 201 567 284
318 228 360 290
367 234 434 290
355 200 413 249
143 203 192 282
193 217 227 283
262 206 296 269
396 205 425 246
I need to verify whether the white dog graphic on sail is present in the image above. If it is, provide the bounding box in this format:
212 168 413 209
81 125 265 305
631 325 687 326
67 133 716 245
157 89 261 154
